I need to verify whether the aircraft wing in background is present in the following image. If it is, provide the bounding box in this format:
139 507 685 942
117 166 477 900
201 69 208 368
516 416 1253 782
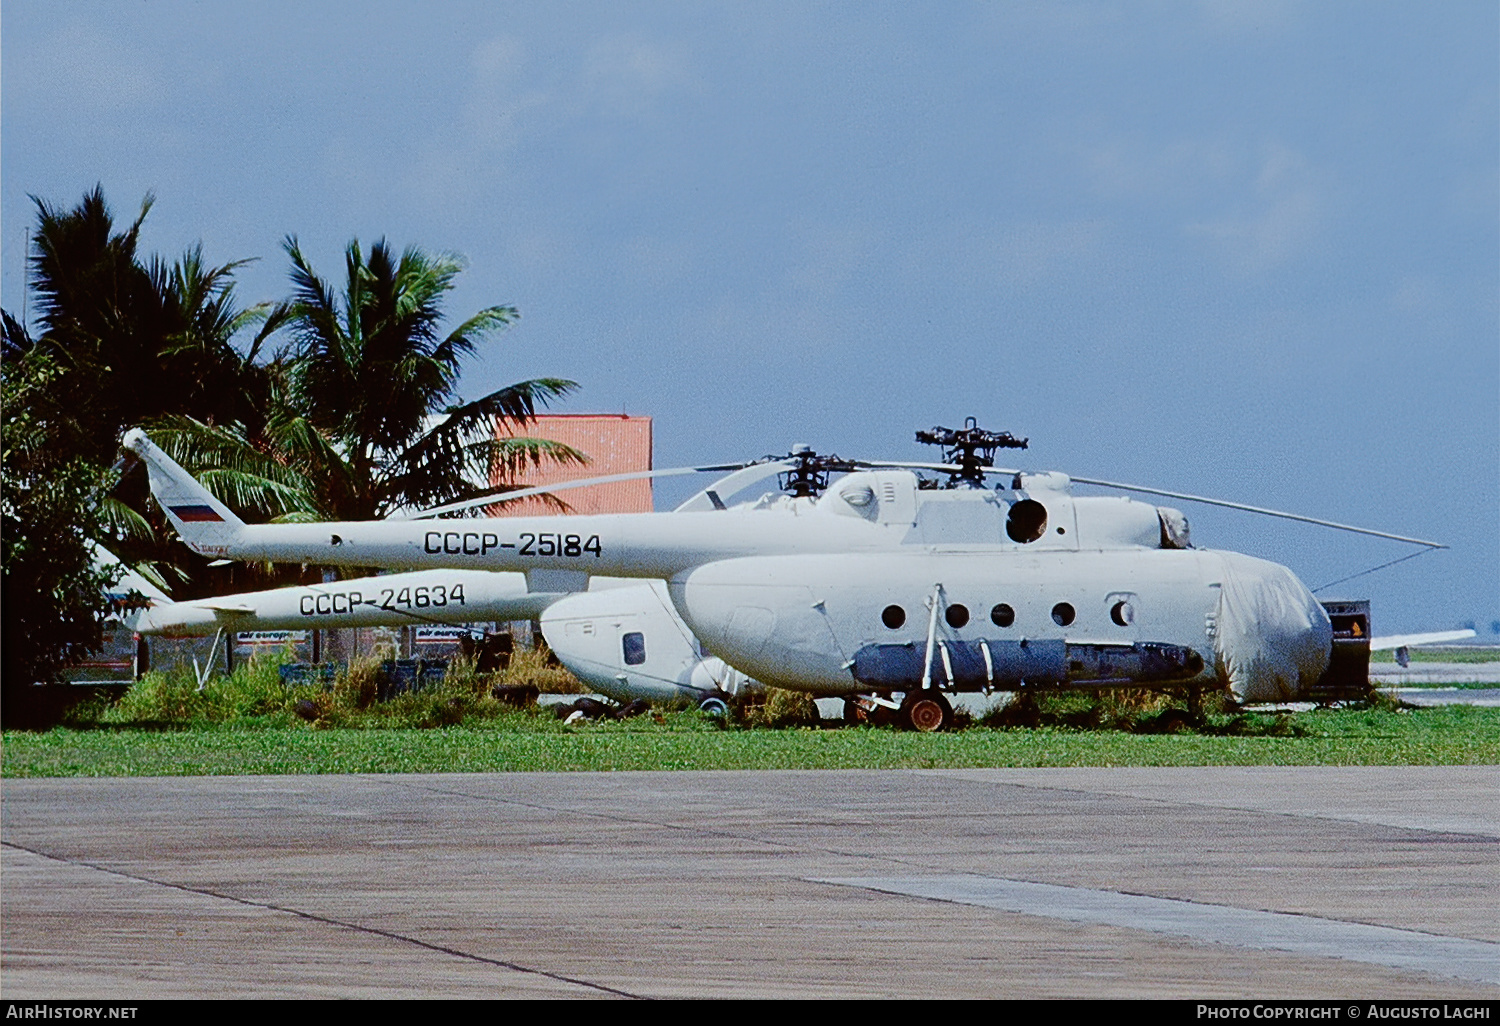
1369 629 1477 667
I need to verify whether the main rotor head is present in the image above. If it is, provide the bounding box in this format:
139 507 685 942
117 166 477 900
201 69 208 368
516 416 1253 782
915 417 1028 486
776 444 859 498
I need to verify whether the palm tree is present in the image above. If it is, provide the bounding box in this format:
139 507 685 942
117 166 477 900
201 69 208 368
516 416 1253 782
152 236 583 526
4 186 281 600
17 187 273 452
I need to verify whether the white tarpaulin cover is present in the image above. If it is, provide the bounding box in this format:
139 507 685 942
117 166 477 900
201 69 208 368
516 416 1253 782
1212 552 1332 703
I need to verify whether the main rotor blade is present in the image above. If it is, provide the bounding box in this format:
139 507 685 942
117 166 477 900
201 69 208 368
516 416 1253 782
856 459 1025 476
1068 476 1447 549
674 459 796 512
393 463 760 520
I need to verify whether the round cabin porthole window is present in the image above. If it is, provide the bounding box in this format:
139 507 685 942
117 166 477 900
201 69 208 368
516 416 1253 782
990 603 1015 628
882 604 906 629
945 604 970 629
1111 600 1134 627
1051 602 1076 627
1006 499 1048 543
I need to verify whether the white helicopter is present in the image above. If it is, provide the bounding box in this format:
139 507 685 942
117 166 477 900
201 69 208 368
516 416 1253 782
122 421 1448 730
113 564 749 710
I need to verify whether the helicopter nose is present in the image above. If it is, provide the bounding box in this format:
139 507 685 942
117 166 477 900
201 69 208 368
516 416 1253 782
1213 553 1332 703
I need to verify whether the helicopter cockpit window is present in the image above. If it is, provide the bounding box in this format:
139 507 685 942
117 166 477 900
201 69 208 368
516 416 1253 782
882 605 906 629
1006 499 1048 543
622 631 646 666
990 603 1015 628
945 604 969 628
1051 602 1076 627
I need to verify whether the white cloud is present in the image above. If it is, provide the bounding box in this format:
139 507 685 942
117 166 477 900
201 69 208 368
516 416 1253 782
966 219 1109 290
7 17 162 115
1195 0 1299 35
1071 131 1330 273
398 35 548 215
1076 134 1238 203
578 34 692 119
1186 142 1328 273
404 30 693 216
461 35 551 152
978 220 1110 288
1390 275 1445 314
784 225 879 302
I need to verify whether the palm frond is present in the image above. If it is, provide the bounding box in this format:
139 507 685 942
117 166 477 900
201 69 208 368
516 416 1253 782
196 469 321 517
265 236 578 519
244 302 295 364
429 304 518 368
2 310 34 361
446 378 580 431
268 510 328 524
147 416 322 519
126 559 179 596
96 495 157 544
470 436 590 481
386 379 581 494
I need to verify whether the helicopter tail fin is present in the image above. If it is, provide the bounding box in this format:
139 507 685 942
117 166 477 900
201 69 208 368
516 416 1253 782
121 428 245 558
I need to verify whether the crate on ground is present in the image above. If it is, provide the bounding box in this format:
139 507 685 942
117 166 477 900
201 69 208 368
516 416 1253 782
278 662 342 688
376 658 449 700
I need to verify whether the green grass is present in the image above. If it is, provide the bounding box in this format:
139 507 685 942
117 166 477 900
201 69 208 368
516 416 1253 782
6 654 1494 777
4 704 1497 777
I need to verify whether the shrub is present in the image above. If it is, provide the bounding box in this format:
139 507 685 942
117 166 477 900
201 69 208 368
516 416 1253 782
496 643 588 694
981 687 1225 733
332 657 381 710
734 687 821 729
97 646 297 727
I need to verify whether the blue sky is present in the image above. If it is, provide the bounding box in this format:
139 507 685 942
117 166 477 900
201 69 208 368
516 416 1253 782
4 1 1496 634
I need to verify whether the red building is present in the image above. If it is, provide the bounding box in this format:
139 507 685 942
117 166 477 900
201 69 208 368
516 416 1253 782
492 414 653 515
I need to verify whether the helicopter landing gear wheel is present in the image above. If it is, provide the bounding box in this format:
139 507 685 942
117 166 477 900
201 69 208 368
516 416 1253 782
901 689 953 732
697 696 730 718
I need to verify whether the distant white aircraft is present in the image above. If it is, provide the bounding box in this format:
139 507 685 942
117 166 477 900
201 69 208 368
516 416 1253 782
1369 630 1477 667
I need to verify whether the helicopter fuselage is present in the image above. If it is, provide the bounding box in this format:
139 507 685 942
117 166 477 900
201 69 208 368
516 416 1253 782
670 547 1302 697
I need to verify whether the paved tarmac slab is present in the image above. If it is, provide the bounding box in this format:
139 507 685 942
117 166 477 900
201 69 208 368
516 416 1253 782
3 768 1497 999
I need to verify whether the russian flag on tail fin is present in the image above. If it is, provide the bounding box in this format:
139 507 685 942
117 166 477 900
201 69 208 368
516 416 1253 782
169 505 226 523
120 429 245 557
